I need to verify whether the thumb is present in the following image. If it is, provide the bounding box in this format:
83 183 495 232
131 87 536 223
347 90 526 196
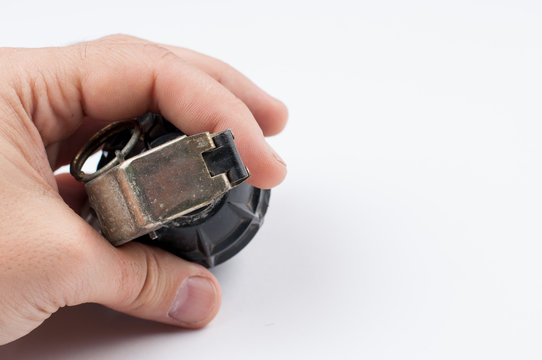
53 173 221 328
82 235 222 328
0 178 222 344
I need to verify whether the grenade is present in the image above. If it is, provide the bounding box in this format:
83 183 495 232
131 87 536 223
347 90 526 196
70 113 270 268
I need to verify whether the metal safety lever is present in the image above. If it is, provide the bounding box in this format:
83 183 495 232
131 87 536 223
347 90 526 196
71 120 249 246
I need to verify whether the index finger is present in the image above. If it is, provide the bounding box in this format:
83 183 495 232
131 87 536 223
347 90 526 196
8 35 286 189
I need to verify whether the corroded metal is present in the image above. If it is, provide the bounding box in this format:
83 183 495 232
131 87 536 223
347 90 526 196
70 120 142 183
83 132 232 245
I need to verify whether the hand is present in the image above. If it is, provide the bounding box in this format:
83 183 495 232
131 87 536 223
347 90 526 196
0 34 287 345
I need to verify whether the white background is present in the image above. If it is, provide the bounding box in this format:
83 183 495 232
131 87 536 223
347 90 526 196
1 0 542 359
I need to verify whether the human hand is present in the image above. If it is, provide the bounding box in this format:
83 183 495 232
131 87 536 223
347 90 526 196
0 34 287 345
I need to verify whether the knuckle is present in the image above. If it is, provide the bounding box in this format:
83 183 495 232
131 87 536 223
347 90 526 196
96 33 145 44
70 42 90 62
120 246 165 312
75 34 158 61
146 45 180 65
89 36 178 67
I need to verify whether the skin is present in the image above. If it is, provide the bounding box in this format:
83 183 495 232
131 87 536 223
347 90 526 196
0 35 287 345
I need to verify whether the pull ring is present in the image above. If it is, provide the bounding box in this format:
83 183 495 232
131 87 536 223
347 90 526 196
70 120 142 183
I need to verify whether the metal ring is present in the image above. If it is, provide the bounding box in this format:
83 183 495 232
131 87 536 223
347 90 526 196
70 120 142 183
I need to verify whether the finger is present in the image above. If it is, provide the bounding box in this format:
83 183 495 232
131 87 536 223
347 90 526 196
83 239 222 329
95 35 288 136
10 35 286 189
55 173 87 213
5 194 221 330
54 164 222 327
160 45 288 136
0 141 221 333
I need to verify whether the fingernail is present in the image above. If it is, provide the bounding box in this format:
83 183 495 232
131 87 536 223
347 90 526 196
269 144 287 168
168 276 217 325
